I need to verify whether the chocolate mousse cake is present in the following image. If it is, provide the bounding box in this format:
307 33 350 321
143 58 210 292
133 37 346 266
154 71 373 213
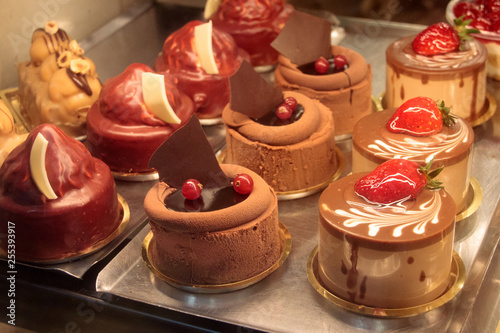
17 21 101 138
0 101 27 167
154 20 249 121
386 21 488 122
222 61 338 194
272 11 372 136
86 63 195 175
352 97 474 214
209 0 294 67
144 116 283 286
318 162 456 309
0 124 121 261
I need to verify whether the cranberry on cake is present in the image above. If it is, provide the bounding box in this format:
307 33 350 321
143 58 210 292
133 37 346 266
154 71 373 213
222 60 338 195
353 96 474 214
144 115 284 286
155 20 249 121
0 124 121 261
86 63 194 176
318 159 455 309
209 0 294 67
271 10 372 136
17 21 101 138
386 18 487 122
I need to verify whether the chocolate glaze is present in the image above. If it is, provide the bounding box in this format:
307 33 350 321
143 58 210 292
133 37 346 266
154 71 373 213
165 184 248 213
253 104 304 126
66 67 92 96
319 173 456 250
352 108 474 167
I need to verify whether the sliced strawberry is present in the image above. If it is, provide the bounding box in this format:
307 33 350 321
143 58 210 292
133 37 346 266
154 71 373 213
470 17 492 31
387 97 455 137
354 159 443 205
453 2 480 20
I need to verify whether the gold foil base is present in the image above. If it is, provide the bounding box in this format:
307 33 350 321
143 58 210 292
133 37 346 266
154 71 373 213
217 146 345 200
377 92 497 128
112 170 159 182
1 194 130 264
0 87 87 141
456 176 483 222
306 246 465 318
142 222 291 293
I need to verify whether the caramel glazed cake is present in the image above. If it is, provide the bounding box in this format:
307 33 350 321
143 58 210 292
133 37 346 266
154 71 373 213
223 90 337 193
17 22 101 138
386 36 487 122
274 45 373 136
352 109 474 214
318 173 456 309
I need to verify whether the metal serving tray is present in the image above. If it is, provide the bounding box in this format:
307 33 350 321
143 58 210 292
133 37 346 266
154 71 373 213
94 9 500 333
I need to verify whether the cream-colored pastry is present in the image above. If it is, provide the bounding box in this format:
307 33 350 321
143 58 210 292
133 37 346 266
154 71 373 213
0 101 27 166
18 21 101 137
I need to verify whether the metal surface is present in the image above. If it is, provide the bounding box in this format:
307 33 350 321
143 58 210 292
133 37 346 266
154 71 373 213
94 11 500 333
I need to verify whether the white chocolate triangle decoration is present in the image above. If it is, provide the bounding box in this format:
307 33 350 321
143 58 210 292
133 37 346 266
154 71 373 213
30 133 58 200
141 72 182 124
194 20 219 74
203 0 222 19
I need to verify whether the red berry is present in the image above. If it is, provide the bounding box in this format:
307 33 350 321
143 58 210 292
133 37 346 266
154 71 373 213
182 179 203 200
276 104 293 120
470 17 492 31
333 55 348 69
354 159 429 205
283 96 298 111
491 19 500 33
453 2 479 20
487 0 500 13
412 22 460 55
314 57 330 74
233 174 253 194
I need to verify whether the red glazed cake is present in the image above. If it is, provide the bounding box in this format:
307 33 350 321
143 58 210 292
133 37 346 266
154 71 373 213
86 63 194 175
318 162 456 309
386 21 488 122
210 0 294 67
17 21 101 138
155 20 249 120
0 124 121 261
0 101 27 167
272 11 372 136
144 116 283 285
352 97 474 214
222 61 338 194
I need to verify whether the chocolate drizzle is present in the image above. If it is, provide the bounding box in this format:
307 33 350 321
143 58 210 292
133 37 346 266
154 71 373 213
35 28 70 55
66 67 92 96
407 256 414 264
419 270 426 282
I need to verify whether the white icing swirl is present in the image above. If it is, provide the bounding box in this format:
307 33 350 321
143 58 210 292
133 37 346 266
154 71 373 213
323 192 441 237
404 42 478 69
368 118 470 162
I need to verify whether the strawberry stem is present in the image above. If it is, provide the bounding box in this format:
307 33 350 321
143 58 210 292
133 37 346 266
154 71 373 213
436 99 456 127
419 157 444 190
454 16 480 50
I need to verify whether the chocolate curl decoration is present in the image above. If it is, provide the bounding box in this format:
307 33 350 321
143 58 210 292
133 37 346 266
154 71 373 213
149 115 230 189
229 60 283 119
271 10 332 66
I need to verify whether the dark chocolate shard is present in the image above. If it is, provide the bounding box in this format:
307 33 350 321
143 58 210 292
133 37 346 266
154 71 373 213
229 60 283 119
271 10 332 66
149 115 230 189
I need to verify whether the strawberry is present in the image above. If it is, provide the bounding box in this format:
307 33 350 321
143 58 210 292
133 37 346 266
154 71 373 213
387 96 456 137
354 159 443 205
412 18 479 56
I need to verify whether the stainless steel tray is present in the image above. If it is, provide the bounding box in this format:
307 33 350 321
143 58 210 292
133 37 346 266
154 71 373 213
95 15 500 332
